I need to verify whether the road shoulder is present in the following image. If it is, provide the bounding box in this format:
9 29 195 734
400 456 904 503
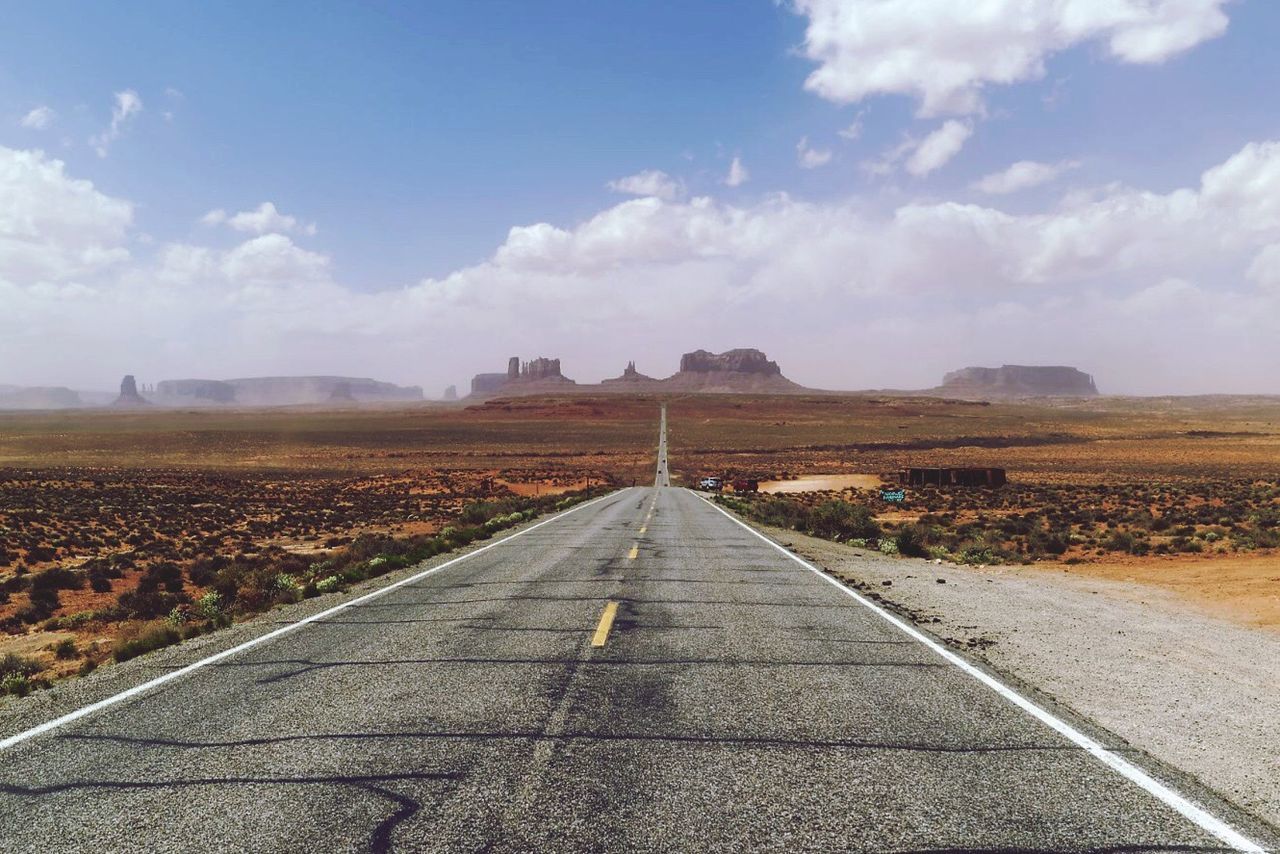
754 522 1280 833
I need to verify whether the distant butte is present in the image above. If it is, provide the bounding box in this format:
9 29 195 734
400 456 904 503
934 365 1099 398
469 356 577 397
111 375 150 407
469 348 804 397
601 361 656 385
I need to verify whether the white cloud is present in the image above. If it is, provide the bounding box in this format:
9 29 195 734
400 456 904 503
1246 243 1280 292
90 90 143 157
792 0 1231 116
200 202 317 236
5 138 1280 394
869 121 972 178
837 118 863 141
606 170 683 201
796 136 833 169
972 159 1079 195
905 120 972 176
725 156 749 187
19 106 56 130
219 233 329 285
0 146 133 282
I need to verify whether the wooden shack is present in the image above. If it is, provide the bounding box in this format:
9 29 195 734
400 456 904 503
899 467 1007 488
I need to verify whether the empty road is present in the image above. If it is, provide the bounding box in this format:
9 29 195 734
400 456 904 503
0 412 1271 851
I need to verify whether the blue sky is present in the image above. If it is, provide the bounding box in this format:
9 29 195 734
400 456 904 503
3 1 1280 393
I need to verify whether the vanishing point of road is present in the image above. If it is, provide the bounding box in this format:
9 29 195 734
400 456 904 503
0 406 1272 852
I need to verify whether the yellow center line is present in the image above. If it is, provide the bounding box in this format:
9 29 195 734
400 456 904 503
627 543 639 559
591 601 619 647
638 525 647 534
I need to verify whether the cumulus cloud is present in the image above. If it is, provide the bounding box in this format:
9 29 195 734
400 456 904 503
792 0 1231 115
606 170 683 201
972 160 1080 194
90 90 143 157
5 138 1280 394
0 146 133 282
724 156 749 187
201 202 317 236
19 106 56 130
796 137 833 169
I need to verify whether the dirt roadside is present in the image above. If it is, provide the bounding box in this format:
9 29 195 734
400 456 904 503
760 524 1280 830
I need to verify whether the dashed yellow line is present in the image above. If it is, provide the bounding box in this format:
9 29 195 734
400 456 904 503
627 543 639 560
591 601 619 647
638 525 647 534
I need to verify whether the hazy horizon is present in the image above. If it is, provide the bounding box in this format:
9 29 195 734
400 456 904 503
4 2 1280 397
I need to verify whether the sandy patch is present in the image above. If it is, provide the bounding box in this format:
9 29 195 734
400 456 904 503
758 474 885 493
497 478 589 497
0 631 75 659
1055 553 1280 631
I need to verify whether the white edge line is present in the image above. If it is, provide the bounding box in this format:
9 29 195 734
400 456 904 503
0 489 625 752
698 491 1264 853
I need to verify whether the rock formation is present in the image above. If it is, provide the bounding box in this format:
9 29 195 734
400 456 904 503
442 385 458 401
155 379 237 404
112 375 149 407
663 348 802 393
469 356 575 397
520 357 565 382
678 349 783 376
937 365 1099 398
328 381 356 402
471 348 803 397
470 373 511 396
223 377 423 405
601 361 656 385
154 376 423 406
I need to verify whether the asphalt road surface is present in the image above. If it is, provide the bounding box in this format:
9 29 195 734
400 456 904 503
0 412 1272 852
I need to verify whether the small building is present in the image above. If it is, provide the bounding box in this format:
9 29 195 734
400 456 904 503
899 467 1007 488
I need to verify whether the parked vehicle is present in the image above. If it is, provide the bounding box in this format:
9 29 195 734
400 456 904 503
698 476 722 491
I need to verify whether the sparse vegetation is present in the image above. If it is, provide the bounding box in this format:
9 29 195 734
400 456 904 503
718 477 1279 567
1 653 45 697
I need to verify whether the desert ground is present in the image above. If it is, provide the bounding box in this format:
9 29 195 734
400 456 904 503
2 392 1277 695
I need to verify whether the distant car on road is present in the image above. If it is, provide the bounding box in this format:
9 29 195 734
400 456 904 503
698 476 722 491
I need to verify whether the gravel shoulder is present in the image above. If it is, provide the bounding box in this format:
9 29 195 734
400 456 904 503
760 524 1280 830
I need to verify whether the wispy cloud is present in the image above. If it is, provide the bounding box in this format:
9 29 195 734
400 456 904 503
89 90 143 157
972 160 1080 195
19 106 56 130
724 156 749 187
796 136 833 169
905 120 972 176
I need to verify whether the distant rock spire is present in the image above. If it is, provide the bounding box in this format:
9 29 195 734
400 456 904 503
112 375 149 407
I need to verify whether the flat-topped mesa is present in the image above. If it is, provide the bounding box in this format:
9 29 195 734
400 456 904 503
0 386 83 410
156 379 237 404
664 348 802 393
111 374 149 407
939 365 1099 397
678 348 782 376
224 376 423 405
156 376 423 406
327 381 356 402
